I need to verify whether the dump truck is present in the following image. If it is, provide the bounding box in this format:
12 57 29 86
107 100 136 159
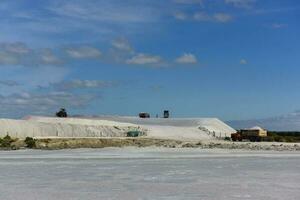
139 112 150 118
231 126 267 142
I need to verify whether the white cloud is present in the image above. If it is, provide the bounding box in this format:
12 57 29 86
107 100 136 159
0 65 68 96
0 42 64 67
240 59 247 65
174 11 188 20
66 46 102 59
126 53 162 65
0 42 30 54
0 51 20 65
49 1 158 23
0 80 19 87
111 38 133 52
0 41 167 69
194 12 211 21
0 42 104 67
271 23 288 29
174 0 203 5
54 80 118 90
252 7 299 15
150 85 164 92
40 49 62 65
175 53 198 64
0 1 170 48
0 42 31 65
225 0 256 9
213 13 233 23
0 91 96 117
193 12 233 23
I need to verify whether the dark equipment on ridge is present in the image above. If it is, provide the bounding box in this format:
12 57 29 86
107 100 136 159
139 112 150 118
56 108 68 118
163 110 169 118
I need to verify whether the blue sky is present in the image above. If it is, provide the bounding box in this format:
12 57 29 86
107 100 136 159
0 0 299 120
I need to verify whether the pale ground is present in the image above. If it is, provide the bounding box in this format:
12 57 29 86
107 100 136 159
0 148 299 200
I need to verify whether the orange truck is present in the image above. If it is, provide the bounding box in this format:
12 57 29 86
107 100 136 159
231 127 267 142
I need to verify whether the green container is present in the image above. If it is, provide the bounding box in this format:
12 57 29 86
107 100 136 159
127 131 141 137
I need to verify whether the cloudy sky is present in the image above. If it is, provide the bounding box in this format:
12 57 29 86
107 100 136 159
0 0 299 120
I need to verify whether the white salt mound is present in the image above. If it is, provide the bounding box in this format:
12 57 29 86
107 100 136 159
0 116 236 140
88 116 236 139
0 117 141 138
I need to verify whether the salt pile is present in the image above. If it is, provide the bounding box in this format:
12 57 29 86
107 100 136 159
0 117 141 138
0 116 236 140
88 116 236 139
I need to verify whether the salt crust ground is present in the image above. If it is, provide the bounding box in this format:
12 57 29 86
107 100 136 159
0 148 299 200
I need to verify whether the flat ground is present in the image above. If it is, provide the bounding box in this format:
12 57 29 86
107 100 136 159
0 148 299 200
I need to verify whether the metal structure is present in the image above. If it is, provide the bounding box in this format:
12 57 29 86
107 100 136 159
163 110 169 118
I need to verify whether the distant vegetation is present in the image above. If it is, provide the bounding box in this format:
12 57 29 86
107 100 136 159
0 135 13 147
265 132 300 143
231 130 300 143
0 135 17 149
0 136 36 150
24 137 36 148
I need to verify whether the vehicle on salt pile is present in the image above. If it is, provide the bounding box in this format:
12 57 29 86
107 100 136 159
139 112 150 118
56 108 68 118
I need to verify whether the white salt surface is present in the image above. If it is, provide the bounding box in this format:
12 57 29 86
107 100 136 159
0 117 141 138
26 116 136 127
93 116 236 138
0 116 236 139
142 125 212 140
0 148 299 200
